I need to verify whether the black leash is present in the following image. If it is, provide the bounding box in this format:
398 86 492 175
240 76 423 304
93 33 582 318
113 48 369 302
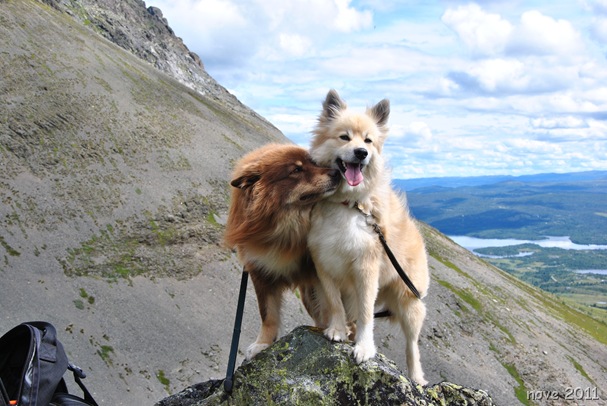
224 267 248 393
354 203 421 300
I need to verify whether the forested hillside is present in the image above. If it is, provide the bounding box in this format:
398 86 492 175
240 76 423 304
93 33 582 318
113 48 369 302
404 176 607 244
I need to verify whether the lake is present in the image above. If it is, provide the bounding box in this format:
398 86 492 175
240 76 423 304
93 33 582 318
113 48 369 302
449 236 607 251
449 235 607 273
574 270 607 275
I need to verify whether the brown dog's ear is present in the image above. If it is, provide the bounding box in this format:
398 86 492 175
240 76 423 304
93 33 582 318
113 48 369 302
230 161 261 189
322 89 347 121
369 98 390 127
230 173 260 189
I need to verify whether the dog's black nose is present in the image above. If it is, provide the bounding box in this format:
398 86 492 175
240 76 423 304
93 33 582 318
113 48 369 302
354 148 368 161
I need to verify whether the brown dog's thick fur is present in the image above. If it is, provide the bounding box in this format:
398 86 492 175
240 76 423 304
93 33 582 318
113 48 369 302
224 143 340 359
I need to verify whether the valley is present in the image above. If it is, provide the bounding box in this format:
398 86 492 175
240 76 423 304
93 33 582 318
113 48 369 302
401 173 607 324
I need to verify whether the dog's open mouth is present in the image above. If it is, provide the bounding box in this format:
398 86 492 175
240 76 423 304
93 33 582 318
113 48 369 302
337 158 364 187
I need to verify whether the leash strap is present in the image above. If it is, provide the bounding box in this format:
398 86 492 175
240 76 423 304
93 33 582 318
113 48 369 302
372 223 421 299
353 203 421 300
224 267 248 393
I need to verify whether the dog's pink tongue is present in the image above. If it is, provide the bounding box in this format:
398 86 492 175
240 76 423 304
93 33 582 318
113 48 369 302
345 163 363 186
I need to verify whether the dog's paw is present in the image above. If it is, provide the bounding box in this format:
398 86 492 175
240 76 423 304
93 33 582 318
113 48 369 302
353 340 376 364
324 326 348 342
412 375 428 386
245 342 269 360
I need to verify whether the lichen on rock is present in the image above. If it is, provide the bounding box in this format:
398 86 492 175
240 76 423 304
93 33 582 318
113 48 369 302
156 326 494 406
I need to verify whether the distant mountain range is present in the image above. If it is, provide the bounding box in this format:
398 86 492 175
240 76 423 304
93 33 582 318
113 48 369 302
394 170 607 191
398 171 607 245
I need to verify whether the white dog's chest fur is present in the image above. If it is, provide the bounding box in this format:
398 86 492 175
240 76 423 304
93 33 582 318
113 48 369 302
309 202 379 277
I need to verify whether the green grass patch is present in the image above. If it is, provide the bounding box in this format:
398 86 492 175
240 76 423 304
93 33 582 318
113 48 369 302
484 313 516 344
435 276 516 343
550 298 607 346
432 254 474 281
148 218 177 246
97 345 115 366
566 355 595 386
0 236 20 257
156 370 171 393
489 343 529 403
435 279 483 313
502 362 530 405
206 211 220 227
78 288 96 304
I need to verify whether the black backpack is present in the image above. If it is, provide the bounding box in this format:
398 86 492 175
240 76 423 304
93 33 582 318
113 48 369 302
0 321 98 406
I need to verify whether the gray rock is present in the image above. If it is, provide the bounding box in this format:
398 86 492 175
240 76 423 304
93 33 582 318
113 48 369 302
156 326 494 406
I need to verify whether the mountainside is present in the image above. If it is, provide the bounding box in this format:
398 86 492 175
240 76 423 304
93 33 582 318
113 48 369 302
1 1 606 405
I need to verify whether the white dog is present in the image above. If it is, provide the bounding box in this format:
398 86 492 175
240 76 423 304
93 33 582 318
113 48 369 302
308 89 430 385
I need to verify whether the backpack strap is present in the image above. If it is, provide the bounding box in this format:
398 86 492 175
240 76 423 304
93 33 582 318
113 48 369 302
67 364 98 406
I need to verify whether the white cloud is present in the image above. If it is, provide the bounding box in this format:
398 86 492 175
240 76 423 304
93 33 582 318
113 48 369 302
317 46 434 79
506 10 584 56
442 4 513 57
443 6 585 58
333 0 373 32
407 121 433 140
149 0 255 67
545 93 599 114
149 0 373 68
390 121 433 145
279 33 313 57
440 4 591 99
531 116 588 129
468 59 528 92
506 138 560 154
446 58 579 96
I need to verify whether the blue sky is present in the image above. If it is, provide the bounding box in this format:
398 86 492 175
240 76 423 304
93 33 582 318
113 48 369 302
148 0 607 179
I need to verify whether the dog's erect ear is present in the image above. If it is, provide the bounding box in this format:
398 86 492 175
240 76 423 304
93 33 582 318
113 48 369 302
322 89 347 120
369 98 390 127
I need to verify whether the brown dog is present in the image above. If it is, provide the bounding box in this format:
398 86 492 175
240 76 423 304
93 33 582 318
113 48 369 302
224 143 340 359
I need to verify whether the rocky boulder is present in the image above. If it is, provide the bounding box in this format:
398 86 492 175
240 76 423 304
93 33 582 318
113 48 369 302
156 326 494 406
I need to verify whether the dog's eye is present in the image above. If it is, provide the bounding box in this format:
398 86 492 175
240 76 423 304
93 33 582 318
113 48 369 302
364 138 372 144
292 166 303 174
339 135 350 141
